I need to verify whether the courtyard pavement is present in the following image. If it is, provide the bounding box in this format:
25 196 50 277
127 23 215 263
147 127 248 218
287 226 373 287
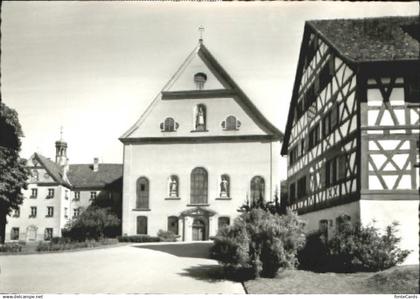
0 242 245 294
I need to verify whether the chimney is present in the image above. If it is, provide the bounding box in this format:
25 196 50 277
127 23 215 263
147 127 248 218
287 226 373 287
93 157 99 172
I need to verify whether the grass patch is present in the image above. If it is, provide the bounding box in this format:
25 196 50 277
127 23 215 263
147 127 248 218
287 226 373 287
244 265 419 294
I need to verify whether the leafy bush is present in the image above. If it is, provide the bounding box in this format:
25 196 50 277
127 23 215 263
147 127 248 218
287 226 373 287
0 242 22 253
118 235 160 243
297 231 329 272
36 238 117 252
62 207 120 241
157 230 179 242
328 220 410 272
210 222 250 270
211 209 306 278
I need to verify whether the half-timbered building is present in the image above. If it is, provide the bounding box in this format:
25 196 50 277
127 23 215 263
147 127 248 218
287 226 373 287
281 16 419 264
120 39 283 241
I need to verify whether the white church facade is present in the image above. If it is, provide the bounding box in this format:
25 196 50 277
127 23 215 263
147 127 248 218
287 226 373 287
120 40 283 241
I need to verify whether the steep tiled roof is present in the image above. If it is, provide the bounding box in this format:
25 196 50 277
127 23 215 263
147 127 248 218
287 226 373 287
35 153 70 187
67 164 123 189
32 153 122 189
281 16 419 156
308 16 419 62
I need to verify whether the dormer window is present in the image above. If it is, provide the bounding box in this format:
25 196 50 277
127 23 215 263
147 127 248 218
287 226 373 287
160 117 179 132
194 72 207 90
222 115 241 131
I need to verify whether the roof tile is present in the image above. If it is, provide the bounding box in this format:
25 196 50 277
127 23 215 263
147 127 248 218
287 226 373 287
308 16 419 62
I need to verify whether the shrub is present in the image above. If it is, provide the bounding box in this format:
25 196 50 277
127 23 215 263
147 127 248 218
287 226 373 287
157 230 179 242
36 238 118 252
328 220 410 272
118 235 160 243
211 209 306 278
297 230 329 272
210 222 250 270
62 207 120 241
0 242 22 253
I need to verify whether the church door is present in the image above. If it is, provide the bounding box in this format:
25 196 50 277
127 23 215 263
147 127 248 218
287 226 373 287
192 218 205 241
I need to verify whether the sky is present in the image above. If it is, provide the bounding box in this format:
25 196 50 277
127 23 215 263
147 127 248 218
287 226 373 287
1 1 417 164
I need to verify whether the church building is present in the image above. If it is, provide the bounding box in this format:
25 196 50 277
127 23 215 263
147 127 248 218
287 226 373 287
281 16 419 264
120 39 283 241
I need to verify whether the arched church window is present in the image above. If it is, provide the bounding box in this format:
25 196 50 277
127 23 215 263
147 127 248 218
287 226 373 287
190 167 208 204
219 174 230 198
194 104 207 131
222 115 241 131
168 175 179 197
167 216 179 235
194 72 207 90
136 177 149 209
250 176 265 203
160 117 179 132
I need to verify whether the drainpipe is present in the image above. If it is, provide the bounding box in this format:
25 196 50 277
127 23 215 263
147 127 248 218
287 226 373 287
270 141 273 202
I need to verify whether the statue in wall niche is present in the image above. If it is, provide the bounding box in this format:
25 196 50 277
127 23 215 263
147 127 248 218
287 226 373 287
196 106 205 130
170 177 178 197
220 176 229 197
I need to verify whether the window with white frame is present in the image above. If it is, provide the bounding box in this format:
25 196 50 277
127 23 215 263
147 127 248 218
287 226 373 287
30 206 37 218
31 188 38 199
13 207 20 218
160 117 179 132
74 191 80 201
47 188 54 199
90 192 97 200
221 115 241 131
73 208 80 218
46 206 54 217
44 228 53 241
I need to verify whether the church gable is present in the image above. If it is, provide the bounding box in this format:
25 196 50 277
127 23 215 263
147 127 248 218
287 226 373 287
121 42 283 142
165 51 227 92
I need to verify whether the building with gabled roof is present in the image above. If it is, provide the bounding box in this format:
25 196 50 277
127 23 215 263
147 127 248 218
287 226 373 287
120 39 283 241
5 139 122 242
281 16 419 264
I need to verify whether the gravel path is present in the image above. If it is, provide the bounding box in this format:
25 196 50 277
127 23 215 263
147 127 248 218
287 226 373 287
0 242 244 294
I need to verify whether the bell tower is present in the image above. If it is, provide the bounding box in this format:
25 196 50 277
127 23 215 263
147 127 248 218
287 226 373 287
55 126 68 166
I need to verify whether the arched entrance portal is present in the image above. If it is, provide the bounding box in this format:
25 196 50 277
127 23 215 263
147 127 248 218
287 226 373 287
192 218 206 241
179 207 215 241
